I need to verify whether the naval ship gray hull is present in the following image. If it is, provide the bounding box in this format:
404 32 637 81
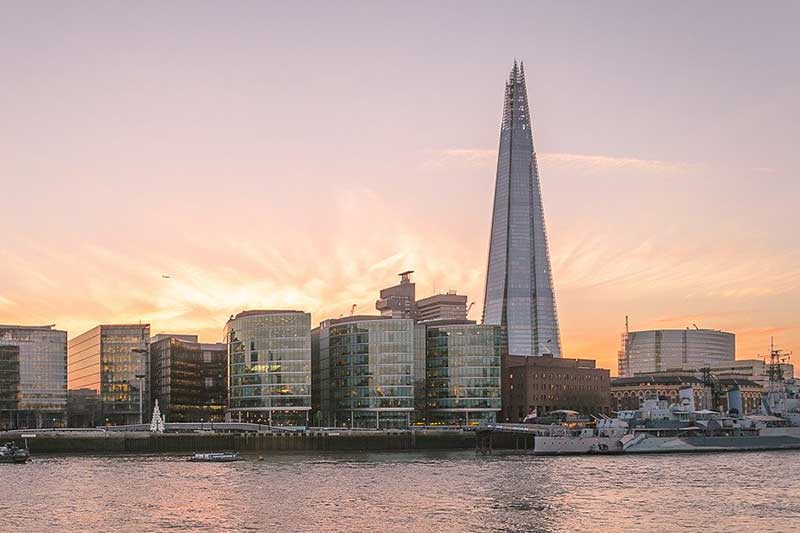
621 428 800 454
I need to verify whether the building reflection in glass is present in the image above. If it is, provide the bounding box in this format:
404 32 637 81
68 324 150 426
424 321 502 426
314 316 421 429
0 325 68 429
150 335 227 422
225 311 311 426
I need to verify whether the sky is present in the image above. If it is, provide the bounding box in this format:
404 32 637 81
1 2 798 373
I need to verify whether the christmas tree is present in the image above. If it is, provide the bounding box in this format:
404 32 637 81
150 399 165 433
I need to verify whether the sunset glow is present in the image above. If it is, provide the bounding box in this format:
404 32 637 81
2 3 798 373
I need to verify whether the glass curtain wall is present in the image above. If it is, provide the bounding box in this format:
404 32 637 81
425 324 502 426
226 311 311 426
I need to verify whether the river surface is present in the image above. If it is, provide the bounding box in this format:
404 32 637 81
2 450 800 532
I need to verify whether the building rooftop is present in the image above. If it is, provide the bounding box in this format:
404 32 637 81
318 315 398 328
0 324 64 332
626 328 733 335
422 319 478 327
716 377 763 388
229 310 306 321
612 374 704 386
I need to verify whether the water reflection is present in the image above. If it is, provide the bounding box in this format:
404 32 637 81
2 451 800 532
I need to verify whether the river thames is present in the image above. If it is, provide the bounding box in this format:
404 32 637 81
3 450 800 532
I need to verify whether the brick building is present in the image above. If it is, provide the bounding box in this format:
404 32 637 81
502 355 610 422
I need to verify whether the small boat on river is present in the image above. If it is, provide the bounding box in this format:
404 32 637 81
0 442 31 464
188 451 241 462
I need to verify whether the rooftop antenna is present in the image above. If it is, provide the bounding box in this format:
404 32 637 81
625 315 629 335
350 304 357 316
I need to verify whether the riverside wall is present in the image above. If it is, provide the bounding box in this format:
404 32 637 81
1 430 515 455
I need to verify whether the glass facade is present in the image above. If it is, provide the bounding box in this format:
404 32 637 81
68 324 150 426
225 310 311 426
483 61 561 357
316 317 421 429
0 325 67 429
424 323 502 426
150 336 227 422
619 329 735 377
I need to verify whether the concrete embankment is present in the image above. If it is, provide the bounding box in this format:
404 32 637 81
1 430 501 455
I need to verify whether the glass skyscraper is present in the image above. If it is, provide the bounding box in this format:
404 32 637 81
483 61 562 357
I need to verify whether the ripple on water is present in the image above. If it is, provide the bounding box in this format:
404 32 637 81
3 451 800 532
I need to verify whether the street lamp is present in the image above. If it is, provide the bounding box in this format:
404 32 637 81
132 348 148 426
135 373 146 425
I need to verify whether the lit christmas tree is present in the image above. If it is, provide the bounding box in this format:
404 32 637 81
150 399 165 433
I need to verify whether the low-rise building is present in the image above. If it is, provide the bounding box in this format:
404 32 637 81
611 374 709 412
502 355 610 422
610 372 764 414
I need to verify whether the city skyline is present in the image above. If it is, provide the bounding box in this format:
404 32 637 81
2 2 798 373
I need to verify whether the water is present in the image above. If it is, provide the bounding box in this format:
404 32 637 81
2 451 800 532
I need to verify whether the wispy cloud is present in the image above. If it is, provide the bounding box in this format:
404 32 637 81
430 148 691 173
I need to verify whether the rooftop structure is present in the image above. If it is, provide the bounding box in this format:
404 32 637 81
376 271 416 319
416 293 469 323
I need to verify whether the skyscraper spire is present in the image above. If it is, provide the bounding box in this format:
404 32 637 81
482 61 562 357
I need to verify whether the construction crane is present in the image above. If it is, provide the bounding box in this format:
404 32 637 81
466 302 475 316
350 304 357 316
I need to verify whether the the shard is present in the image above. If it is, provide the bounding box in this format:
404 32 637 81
482 61 562 357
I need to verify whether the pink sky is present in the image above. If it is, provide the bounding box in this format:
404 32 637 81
1 2 798 373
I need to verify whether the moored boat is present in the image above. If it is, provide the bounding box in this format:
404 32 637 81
188 451 241 462
0 442 31 464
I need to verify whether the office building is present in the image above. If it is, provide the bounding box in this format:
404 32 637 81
314 316 423 429
483 61 561 358
423 320 502 425
149 334 227 423
502 355 610 422
225 310 311 426
416 293 469 323
68 324 150 426
618 328 735 377
0 325 67 429
376 271 416 319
